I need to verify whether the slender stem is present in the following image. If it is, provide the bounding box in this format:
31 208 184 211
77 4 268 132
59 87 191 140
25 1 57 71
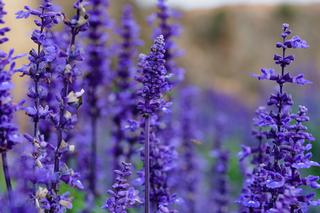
30 12 45 195
33 10 45 139
53 77 69 192
112 115 122 181
53 78 70 193
257 135 263 164
2 152 12 202
144 115 151 213
33 80 39 137
54 126 63 171
249 207 254 213
88 2 99 195
90 114 97 195
271 39 287 208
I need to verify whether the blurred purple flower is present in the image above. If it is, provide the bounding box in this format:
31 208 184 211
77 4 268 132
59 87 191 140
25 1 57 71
0 1 25 206
174 86 201 212
111 4 142 174
150 0 184 85
80 0 110 198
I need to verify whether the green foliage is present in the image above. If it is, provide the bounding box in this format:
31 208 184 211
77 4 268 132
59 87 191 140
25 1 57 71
60 183 85 213
209 10 228 43
275 4 296 21
0 163 5 193
224 137 243 196
88 196 105 213
201 9 231 46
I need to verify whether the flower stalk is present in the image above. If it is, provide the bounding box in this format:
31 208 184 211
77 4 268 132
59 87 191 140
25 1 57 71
53 0 88 191
239 24 319 212
144 115 151 213
2 152 12 200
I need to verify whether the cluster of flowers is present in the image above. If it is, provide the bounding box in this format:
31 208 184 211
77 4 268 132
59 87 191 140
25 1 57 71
0 0 212 212
1 0 319 212
239 24 320 212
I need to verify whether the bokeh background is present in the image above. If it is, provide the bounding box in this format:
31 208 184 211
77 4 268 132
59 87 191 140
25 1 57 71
5 0 320 104
2 0 320 212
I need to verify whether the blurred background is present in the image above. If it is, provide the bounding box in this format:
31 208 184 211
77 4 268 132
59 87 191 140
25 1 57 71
5 0 320 104
3 0 320 212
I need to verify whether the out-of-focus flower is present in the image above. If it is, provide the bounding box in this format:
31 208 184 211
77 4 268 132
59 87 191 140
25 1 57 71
0 1 25 209
111 4 142 173
174 86 201 213
76 0 111 198
150 0 184 85
210 117 230 213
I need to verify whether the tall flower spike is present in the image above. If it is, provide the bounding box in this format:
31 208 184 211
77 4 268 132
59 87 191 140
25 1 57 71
51 0 88 193
136 35 176 212
102 162 141 212
17 0 61 139
239 24 320 212
111 4 141 175
136 35 169 116
16 1 65 211
0 0 23 204
82 0 110 197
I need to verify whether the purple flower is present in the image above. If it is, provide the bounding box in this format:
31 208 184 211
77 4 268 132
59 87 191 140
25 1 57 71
51 0 88 196
17 0 61 151
102 162 141 212
15 10 30 19
17 1 87 211
0 54 22 153
136 35 169 116
0 2 9 44
287 36 309 49
254 68 276 80
17 0 62 207
148 127 177 212
293 74 311 85
239 23 319 212
0 190 37 212
136 35 177 212
238 145 251 162
254 68 311 86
